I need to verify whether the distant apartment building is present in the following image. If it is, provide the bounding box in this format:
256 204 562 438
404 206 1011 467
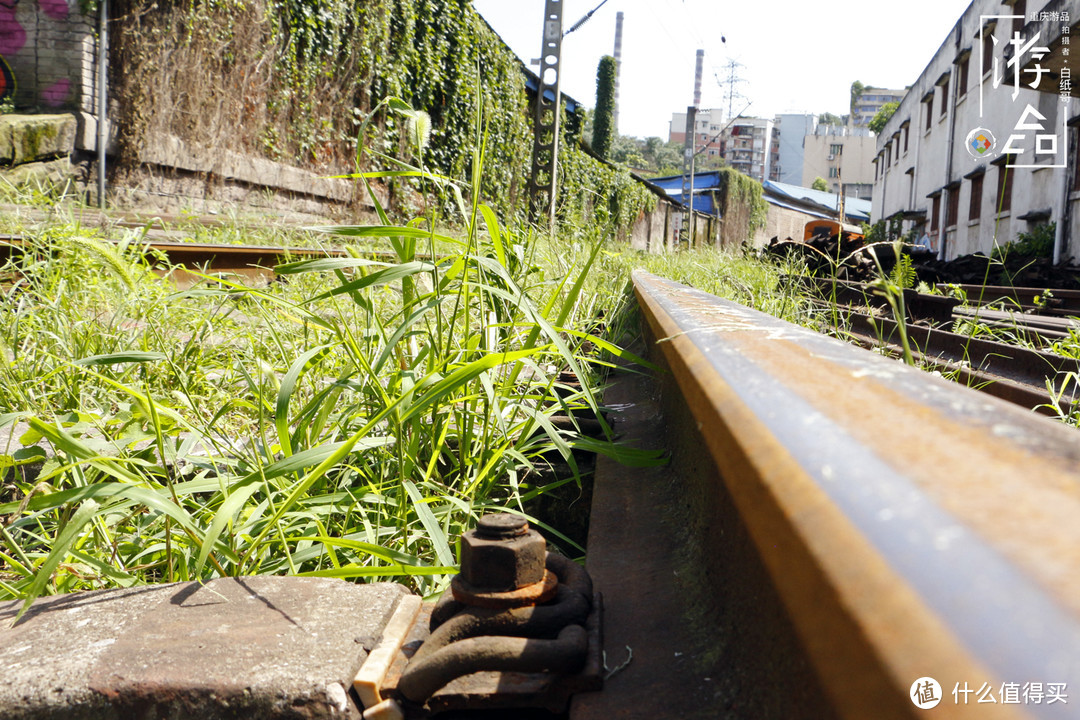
872 0 1077 260
669 108 725 160
775 113 818 185
802 125 877 199
851 87 907 127
721 116 779 183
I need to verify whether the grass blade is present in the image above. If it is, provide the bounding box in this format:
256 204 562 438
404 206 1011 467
12 499 99 625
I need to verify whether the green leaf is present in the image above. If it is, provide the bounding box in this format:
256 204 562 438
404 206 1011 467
479 204 506 269
302 262 436 304
297 564 455 578
306 225 457 244
0 446 47 468
13 499 99 624
402 480 454 567
291 535 436 567
74 352 166 367
276 345 334 458
274 257 392 275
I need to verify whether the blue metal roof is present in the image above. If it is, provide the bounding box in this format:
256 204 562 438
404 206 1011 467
644 172 874 222
647 171 725 215
762 180 872 223
662 190 715 214
649 170 725 192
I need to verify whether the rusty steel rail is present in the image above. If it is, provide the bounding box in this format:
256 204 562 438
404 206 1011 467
0 234 426 289
937 283 1080 317
833 305 1080 415
633 270 1080 719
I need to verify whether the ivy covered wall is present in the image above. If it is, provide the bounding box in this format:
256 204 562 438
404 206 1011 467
107 0 653 229
715 167 767 247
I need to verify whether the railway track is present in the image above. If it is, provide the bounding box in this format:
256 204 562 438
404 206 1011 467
790 276 1080 414
0 234 423 290
584 271 1080 719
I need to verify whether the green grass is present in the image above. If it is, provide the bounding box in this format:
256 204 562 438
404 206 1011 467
0 123 670 613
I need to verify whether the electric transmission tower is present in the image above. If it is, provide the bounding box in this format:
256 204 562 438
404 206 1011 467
716 59 748 120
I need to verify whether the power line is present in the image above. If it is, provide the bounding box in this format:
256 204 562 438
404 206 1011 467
563 0 612 37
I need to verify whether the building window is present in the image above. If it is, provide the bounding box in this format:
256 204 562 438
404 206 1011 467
903 125 910 153
924 95 934 130
886 143 892 165
996 162 1014 213
946 187 959 227
931 194 941 231
957 55 969 99
982 24 996 75
830 143 843 155
939 84 948 118
1012 0 1026 36
829 167 840 178
969 173 983 221
1073 133 1080 191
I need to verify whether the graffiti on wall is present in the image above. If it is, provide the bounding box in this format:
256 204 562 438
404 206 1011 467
0 0 77 107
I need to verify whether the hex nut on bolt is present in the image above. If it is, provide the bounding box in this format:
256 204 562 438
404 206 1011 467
459 513 546 592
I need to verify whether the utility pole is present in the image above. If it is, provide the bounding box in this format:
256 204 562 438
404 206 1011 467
529 0 563 230
680 49 704 247
613 11 624 134
97 0 108 209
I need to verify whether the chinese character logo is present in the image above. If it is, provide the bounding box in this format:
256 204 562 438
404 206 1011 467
965 127 997 160
911 677 943 709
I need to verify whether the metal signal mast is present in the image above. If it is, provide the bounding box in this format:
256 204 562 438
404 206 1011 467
680 49 704 246
529 0 564 229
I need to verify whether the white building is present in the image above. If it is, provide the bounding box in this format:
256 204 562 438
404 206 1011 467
775 113 818 185
721 116 778 182
802 124 877 199
852 87 907 127
873 0 1077 261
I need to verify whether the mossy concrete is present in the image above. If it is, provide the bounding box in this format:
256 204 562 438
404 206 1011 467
0 114 77 166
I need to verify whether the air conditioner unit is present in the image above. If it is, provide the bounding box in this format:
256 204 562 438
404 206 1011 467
828 154 836 161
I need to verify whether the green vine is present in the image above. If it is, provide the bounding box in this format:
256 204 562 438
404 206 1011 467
109 0 648 231
716 168 767 238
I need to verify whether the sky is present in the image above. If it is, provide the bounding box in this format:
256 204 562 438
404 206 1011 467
472 0 976 139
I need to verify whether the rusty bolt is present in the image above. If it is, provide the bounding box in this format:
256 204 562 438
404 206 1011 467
459 513 546 593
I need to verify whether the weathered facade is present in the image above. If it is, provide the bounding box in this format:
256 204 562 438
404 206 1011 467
851 86 906 127
802 125 877 199
872 0 1078 261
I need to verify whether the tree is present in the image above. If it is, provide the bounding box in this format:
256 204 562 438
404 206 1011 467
868 101 899 134
819 112 843 126
811 176 828 192
610 134 645 168
592 55 617 159
850 80 865 116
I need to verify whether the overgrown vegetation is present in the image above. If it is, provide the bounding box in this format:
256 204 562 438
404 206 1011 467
107 0 653 232
868 101 900 134
714 167 767 245
992 222 1055 260
591 56 617 160
0 99 666 613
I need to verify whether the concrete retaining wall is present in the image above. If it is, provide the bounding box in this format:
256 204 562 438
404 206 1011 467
0 113 80 190
627 202 721 253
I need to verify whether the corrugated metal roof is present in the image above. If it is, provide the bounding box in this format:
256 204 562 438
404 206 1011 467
762 180 872 222
648 170 725 191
